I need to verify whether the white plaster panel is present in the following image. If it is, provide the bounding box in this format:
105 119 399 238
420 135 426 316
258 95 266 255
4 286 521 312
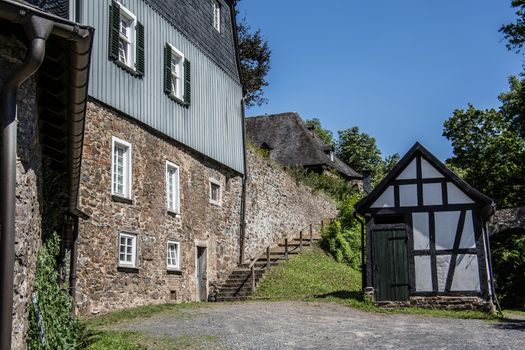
412 213 430 250
396 159 417 180
399 184 418 207
422 183 443 206
436 255 451 292
451 254 480 292
421 158 444 178
435 211 460 250
371 186 395 208
414 255 433 292
447 182 474 204
459 210 476 249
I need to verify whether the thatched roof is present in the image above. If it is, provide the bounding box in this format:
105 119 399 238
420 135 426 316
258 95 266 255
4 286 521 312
245 112 362 180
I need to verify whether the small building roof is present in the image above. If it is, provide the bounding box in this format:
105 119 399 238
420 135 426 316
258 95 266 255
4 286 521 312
245 112 362 180
354 142 494 219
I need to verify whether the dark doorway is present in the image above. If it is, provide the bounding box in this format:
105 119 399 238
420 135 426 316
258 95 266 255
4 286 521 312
196 246 207 301
373 229 410 301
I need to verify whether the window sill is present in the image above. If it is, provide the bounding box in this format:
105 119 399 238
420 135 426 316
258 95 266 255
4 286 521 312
167 93 189 108
117 266 139 273
167 269 182 275
112 195 133 205
209 199 222 207
113 59 143 78
167 209 181 218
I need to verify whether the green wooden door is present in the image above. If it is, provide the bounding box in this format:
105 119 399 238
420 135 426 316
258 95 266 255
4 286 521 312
373 230 409 301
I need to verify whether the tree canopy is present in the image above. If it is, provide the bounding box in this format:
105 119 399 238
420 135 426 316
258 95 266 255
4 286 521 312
443 96 525 208
237 17 271 108
305 118 335 146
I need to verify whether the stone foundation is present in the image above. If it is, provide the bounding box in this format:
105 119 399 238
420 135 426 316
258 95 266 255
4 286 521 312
1 34 43 350
376 296 494 312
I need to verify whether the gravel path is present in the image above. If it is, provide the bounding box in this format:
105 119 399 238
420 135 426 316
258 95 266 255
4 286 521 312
126 301 525 349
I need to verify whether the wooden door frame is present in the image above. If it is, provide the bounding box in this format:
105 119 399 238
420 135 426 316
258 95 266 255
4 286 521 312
194 240 208 302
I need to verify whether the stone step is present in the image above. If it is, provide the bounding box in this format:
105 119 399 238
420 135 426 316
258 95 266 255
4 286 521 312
216 296 249 302
216 290 253 298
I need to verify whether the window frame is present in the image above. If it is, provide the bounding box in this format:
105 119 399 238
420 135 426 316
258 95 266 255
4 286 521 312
165 161 181 214
111 136 133 199
166 240 181 271
208 178 222 206
116 2 137 70
118 232 137 268
167 44 185 102
212 0 221 32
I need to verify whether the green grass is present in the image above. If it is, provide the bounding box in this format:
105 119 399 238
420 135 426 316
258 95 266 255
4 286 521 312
81 303 218 350
85 331 224 350
254 245 498 320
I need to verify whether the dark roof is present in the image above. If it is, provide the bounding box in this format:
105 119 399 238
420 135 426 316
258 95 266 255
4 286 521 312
144 0 240 81
354 142 494 218
245 112 362 180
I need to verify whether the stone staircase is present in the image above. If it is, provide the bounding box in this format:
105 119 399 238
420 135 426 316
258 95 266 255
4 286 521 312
214 236 321 302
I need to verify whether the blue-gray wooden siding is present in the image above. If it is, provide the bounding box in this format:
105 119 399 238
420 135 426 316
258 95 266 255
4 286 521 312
80 0 245 174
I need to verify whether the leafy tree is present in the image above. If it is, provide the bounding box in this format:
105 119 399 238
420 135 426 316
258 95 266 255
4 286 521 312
443 103 525 208
500 0 525 54
237 16 271 108
305 118 335 145
498 75 525 138
336 127 382 174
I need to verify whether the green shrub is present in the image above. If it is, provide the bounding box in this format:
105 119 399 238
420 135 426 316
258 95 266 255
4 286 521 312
320 193 364 270
27 233 80 350
490 228 525 308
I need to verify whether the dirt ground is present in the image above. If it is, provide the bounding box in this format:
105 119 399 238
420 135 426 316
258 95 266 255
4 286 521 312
125 301 525 350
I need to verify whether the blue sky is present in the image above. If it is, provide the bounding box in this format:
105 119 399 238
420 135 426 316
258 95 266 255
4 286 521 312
237 0 523 161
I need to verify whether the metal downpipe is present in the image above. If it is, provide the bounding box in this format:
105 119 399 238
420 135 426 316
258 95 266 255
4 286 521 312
0 16 52 350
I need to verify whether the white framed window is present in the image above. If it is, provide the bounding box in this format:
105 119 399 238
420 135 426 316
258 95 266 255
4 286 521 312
118 232 137 268
209 178 222 206
168 44 185 101
117 3 137 69
166 241 181 270
212 1 221 32
166 161 181 213
111 136 132 199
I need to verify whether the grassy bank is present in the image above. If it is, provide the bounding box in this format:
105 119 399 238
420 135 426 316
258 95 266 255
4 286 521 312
253 245 498 320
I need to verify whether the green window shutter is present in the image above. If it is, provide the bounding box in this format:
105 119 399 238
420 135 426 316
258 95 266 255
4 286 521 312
108 0 120 61
164 44 172 95
136 21 145 76
184 58 191 106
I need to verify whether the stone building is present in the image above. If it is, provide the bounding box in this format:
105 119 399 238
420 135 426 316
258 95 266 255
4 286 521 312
71 0 247 314
0 1 94 348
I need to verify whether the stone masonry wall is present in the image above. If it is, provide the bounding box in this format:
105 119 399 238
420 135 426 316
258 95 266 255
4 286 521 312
244 149 338 261
0 34 43 350
76 100 243 314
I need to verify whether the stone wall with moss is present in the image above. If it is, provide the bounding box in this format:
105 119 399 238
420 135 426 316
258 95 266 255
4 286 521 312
0 34 43 350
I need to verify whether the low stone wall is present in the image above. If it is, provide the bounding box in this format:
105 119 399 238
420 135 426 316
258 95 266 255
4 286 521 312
244 149 338 261
1 34 43 350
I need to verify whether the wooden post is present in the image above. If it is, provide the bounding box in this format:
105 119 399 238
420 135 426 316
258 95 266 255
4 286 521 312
309 223 313 242
266 246 271 270
299 230 303 250
321 220 324 231
251 265 255 292
285 238 288 260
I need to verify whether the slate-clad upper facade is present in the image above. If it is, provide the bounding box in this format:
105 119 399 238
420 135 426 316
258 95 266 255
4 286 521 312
144 0 239 81
79 0 245 174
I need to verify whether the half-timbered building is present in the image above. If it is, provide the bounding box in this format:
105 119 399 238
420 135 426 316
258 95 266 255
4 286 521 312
355 142 496 310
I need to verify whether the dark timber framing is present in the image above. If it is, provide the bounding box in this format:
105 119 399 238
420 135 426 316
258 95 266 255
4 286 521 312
355 142 495 303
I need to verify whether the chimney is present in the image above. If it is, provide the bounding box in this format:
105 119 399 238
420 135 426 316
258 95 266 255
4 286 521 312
362 169 372 195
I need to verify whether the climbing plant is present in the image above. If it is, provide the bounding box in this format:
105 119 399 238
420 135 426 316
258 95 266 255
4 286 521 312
27 233 81 350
